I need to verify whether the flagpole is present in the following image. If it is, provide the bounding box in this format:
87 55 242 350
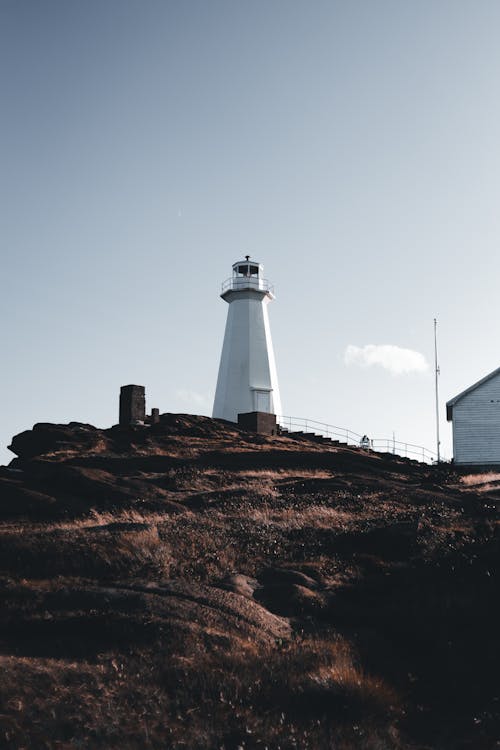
434 318 441 463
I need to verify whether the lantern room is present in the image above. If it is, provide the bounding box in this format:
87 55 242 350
221 256 273 296
230 256 264 290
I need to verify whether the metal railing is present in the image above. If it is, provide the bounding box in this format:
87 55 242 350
277 415 363 446
221 277 274 295
276 415 440 464
369 438 438 464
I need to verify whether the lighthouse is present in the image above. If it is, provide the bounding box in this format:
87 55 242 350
212 257 282 423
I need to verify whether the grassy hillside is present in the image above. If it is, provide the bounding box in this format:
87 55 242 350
0 415 499 749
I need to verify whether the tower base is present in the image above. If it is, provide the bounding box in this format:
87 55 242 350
238 411 277 435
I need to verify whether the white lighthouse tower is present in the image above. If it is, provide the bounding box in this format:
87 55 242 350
212 257 282 423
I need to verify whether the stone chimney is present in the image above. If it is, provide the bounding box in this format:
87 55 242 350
119 385 146 425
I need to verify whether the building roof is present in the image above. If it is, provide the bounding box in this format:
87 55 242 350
446 366 500 421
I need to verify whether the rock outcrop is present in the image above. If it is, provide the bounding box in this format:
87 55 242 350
0 415 499 749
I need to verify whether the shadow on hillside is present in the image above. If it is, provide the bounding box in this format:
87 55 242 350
327 536 500 746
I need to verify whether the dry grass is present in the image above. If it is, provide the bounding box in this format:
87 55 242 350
154 636 402 750
54 508 175 530
0 635 402 750
461 471 500 487
111 525 172 578
0 522 172 580
301 643 399 714
237 469 334 480
245 503 356 530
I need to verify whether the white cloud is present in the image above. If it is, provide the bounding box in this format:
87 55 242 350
344 344 429 376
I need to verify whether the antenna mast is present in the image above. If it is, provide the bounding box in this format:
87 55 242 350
434 318 441 463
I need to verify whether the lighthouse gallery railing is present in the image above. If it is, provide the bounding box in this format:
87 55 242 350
276 415 440 464
221 277 275 294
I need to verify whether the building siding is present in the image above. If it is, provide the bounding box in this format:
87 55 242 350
452 374 500 464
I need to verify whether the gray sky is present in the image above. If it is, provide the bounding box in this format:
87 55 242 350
2 0 500 464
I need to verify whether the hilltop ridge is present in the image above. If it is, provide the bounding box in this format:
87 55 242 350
0 415 499 749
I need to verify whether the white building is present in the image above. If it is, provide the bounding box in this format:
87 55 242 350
446 366 500 465
212 257 282 423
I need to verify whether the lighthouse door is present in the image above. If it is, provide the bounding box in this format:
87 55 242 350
254 389 271 413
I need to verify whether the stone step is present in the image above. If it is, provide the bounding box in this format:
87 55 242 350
278 429 353 450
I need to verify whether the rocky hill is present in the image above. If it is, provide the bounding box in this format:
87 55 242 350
0 415 499 749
